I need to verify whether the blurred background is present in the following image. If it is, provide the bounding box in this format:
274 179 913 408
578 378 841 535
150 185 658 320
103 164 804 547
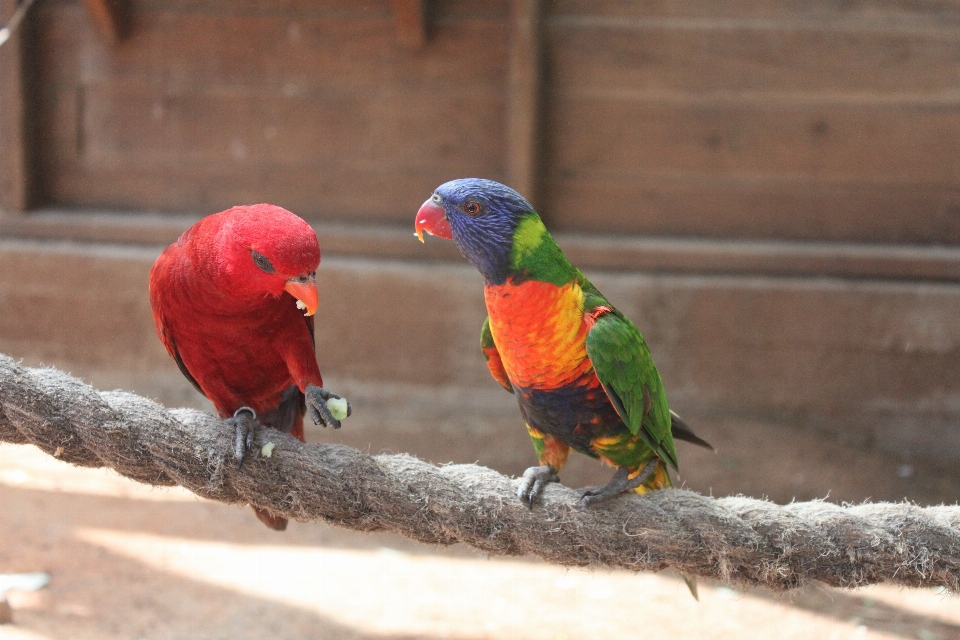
1 1 960 638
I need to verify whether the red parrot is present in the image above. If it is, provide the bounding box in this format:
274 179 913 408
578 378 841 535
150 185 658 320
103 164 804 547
149 204 349 530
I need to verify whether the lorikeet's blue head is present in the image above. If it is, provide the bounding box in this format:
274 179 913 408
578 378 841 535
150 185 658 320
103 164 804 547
415 178 534 283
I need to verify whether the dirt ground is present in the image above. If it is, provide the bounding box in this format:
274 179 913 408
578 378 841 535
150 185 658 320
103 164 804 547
2 376 960 639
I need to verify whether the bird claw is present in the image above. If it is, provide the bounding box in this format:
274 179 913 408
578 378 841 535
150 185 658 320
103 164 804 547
579 462 656 508
304 385 351 429
228 406 259 469
517 465 559 508
579 485 618 508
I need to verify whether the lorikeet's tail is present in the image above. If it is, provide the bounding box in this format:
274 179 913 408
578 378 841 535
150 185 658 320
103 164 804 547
630 458 700 601
630 457 673 494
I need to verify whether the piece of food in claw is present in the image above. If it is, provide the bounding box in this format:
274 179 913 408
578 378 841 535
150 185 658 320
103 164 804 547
261 441 276 458
325 397 349 421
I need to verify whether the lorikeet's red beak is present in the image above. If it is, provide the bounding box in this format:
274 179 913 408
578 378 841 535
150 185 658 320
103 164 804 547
284 276 318 316
415 199 453 242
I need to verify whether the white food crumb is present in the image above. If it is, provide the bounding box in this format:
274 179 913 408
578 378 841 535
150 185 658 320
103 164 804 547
296 300 307 310
260 442 276 458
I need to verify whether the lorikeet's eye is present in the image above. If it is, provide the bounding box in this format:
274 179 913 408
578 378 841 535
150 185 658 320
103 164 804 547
251 250 276 273
464 201 482 216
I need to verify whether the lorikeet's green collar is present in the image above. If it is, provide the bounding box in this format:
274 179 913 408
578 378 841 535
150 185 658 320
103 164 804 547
508 214 578 287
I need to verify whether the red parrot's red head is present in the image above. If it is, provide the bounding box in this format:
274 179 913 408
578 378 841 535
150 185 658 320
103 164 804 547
185 204 321 316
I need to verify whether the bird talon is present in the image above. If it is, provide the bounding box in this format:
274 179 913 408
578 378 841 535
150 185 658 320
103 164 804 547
578 463 657 508
517 465 559 508
579 490 604 508
304 385 349 429
229 406 259 469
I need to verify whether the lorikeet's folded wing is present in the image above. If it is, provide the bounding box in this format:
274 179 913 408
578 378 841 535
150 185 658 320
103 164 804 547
481 317 513 393
585 309 679 470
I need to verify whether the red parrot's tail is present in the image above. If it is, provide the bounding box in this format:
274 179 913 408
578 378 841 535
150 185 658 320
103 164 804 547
252 507 288 531
246 386 306 531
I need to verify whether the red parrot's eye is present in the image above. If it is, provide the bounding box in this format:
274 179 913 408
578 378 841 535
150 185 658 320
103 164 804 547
251 250 276 273
464 201 482 216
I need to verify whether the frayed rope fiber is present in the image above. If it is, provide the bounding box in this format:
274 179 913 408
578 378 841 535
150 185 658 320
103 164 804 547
1 353 959 592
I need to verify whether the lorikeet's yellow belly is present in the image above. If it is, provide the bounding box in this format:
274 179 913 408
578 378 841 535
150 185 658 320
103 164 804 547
483 278 594 390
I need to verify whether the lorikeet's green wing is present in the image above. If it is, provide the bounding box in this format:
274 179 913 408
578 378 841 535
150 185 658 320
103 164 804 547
584 307 679 471
481 317 513 393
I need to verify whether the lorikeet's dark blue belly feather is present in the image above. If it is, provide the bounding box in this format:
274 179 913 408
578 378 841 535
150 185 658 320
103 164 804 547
514 376 626 456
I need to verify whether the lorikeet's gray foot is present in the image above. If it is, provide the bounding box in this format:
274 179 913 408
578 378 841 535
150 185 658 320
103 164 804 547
579 461 657 508
517 465 559 508
305 385 351 429
228 406 259 469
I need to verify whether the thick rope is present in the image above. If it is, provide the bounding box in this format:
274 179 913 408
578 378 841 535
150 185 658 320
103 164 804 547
1 353 958 592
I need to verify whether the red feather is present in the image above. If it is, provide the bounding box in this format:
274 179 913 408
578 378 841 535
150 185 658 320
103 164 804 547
150 204 323 530
150 203 323 428
149 204 323 529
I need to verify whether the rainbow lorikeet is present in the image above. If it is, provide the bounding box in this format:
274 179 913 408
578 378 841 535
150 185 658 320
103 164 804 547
415 179 711 508
149 204 350 530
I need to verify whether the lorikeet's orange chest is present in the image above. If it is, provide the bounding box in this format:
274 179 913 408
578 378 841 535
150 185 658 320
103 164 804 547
483 278 595 390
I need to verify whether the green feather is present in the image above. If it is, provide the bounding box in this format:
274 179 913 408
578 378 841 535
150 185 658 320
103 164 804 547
509 214 576 286
504 213 682 471
585 308 679 471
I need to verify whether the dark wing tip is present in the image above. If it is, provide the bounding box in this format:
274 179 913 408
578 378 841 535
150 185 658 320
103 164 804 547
670 411 714 451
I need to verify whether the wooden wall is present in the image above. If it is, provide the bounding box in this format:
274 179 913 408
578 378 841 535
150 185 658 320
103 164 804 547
31 0 510 221
541 0 960 243
16 0 960 244
4 0 960 463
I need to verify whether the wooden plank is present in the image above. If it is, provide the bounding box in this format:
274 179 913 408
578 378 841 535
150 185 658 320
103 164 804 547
390 0 426 49
546 97 960 183
5 210 960 282
29 1 511 219
127 0 508 20
81 0 125 43
548 0 960 24
41 160 506 223
546 21 960 95
34 3 508 90
506 0 543 204
64 82 503 168
542 175 960 243
0 0 30 211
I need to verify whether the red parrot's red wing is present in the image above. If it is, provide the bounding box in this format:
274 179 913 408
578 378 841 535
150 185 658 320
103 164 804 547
155 312 207 399
305 313 315 348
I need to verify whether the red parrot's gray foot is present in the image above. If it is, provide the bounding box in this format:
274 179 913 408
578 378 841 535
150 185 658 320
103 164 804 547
228 406 259 469
579 461 657 508
304 385 351 429
517 465 559 508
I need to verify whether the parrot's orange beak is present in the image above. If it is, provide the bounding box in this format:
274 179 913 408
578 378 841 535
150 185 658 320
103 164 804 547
284 276 318 316
415 198 453 242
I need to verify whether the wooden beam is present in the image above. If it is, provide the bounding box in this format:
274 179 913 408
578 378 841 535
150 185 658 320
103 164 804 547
390 0 426 50
505 0 543 207
82 0 125 44
0 0 31 212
